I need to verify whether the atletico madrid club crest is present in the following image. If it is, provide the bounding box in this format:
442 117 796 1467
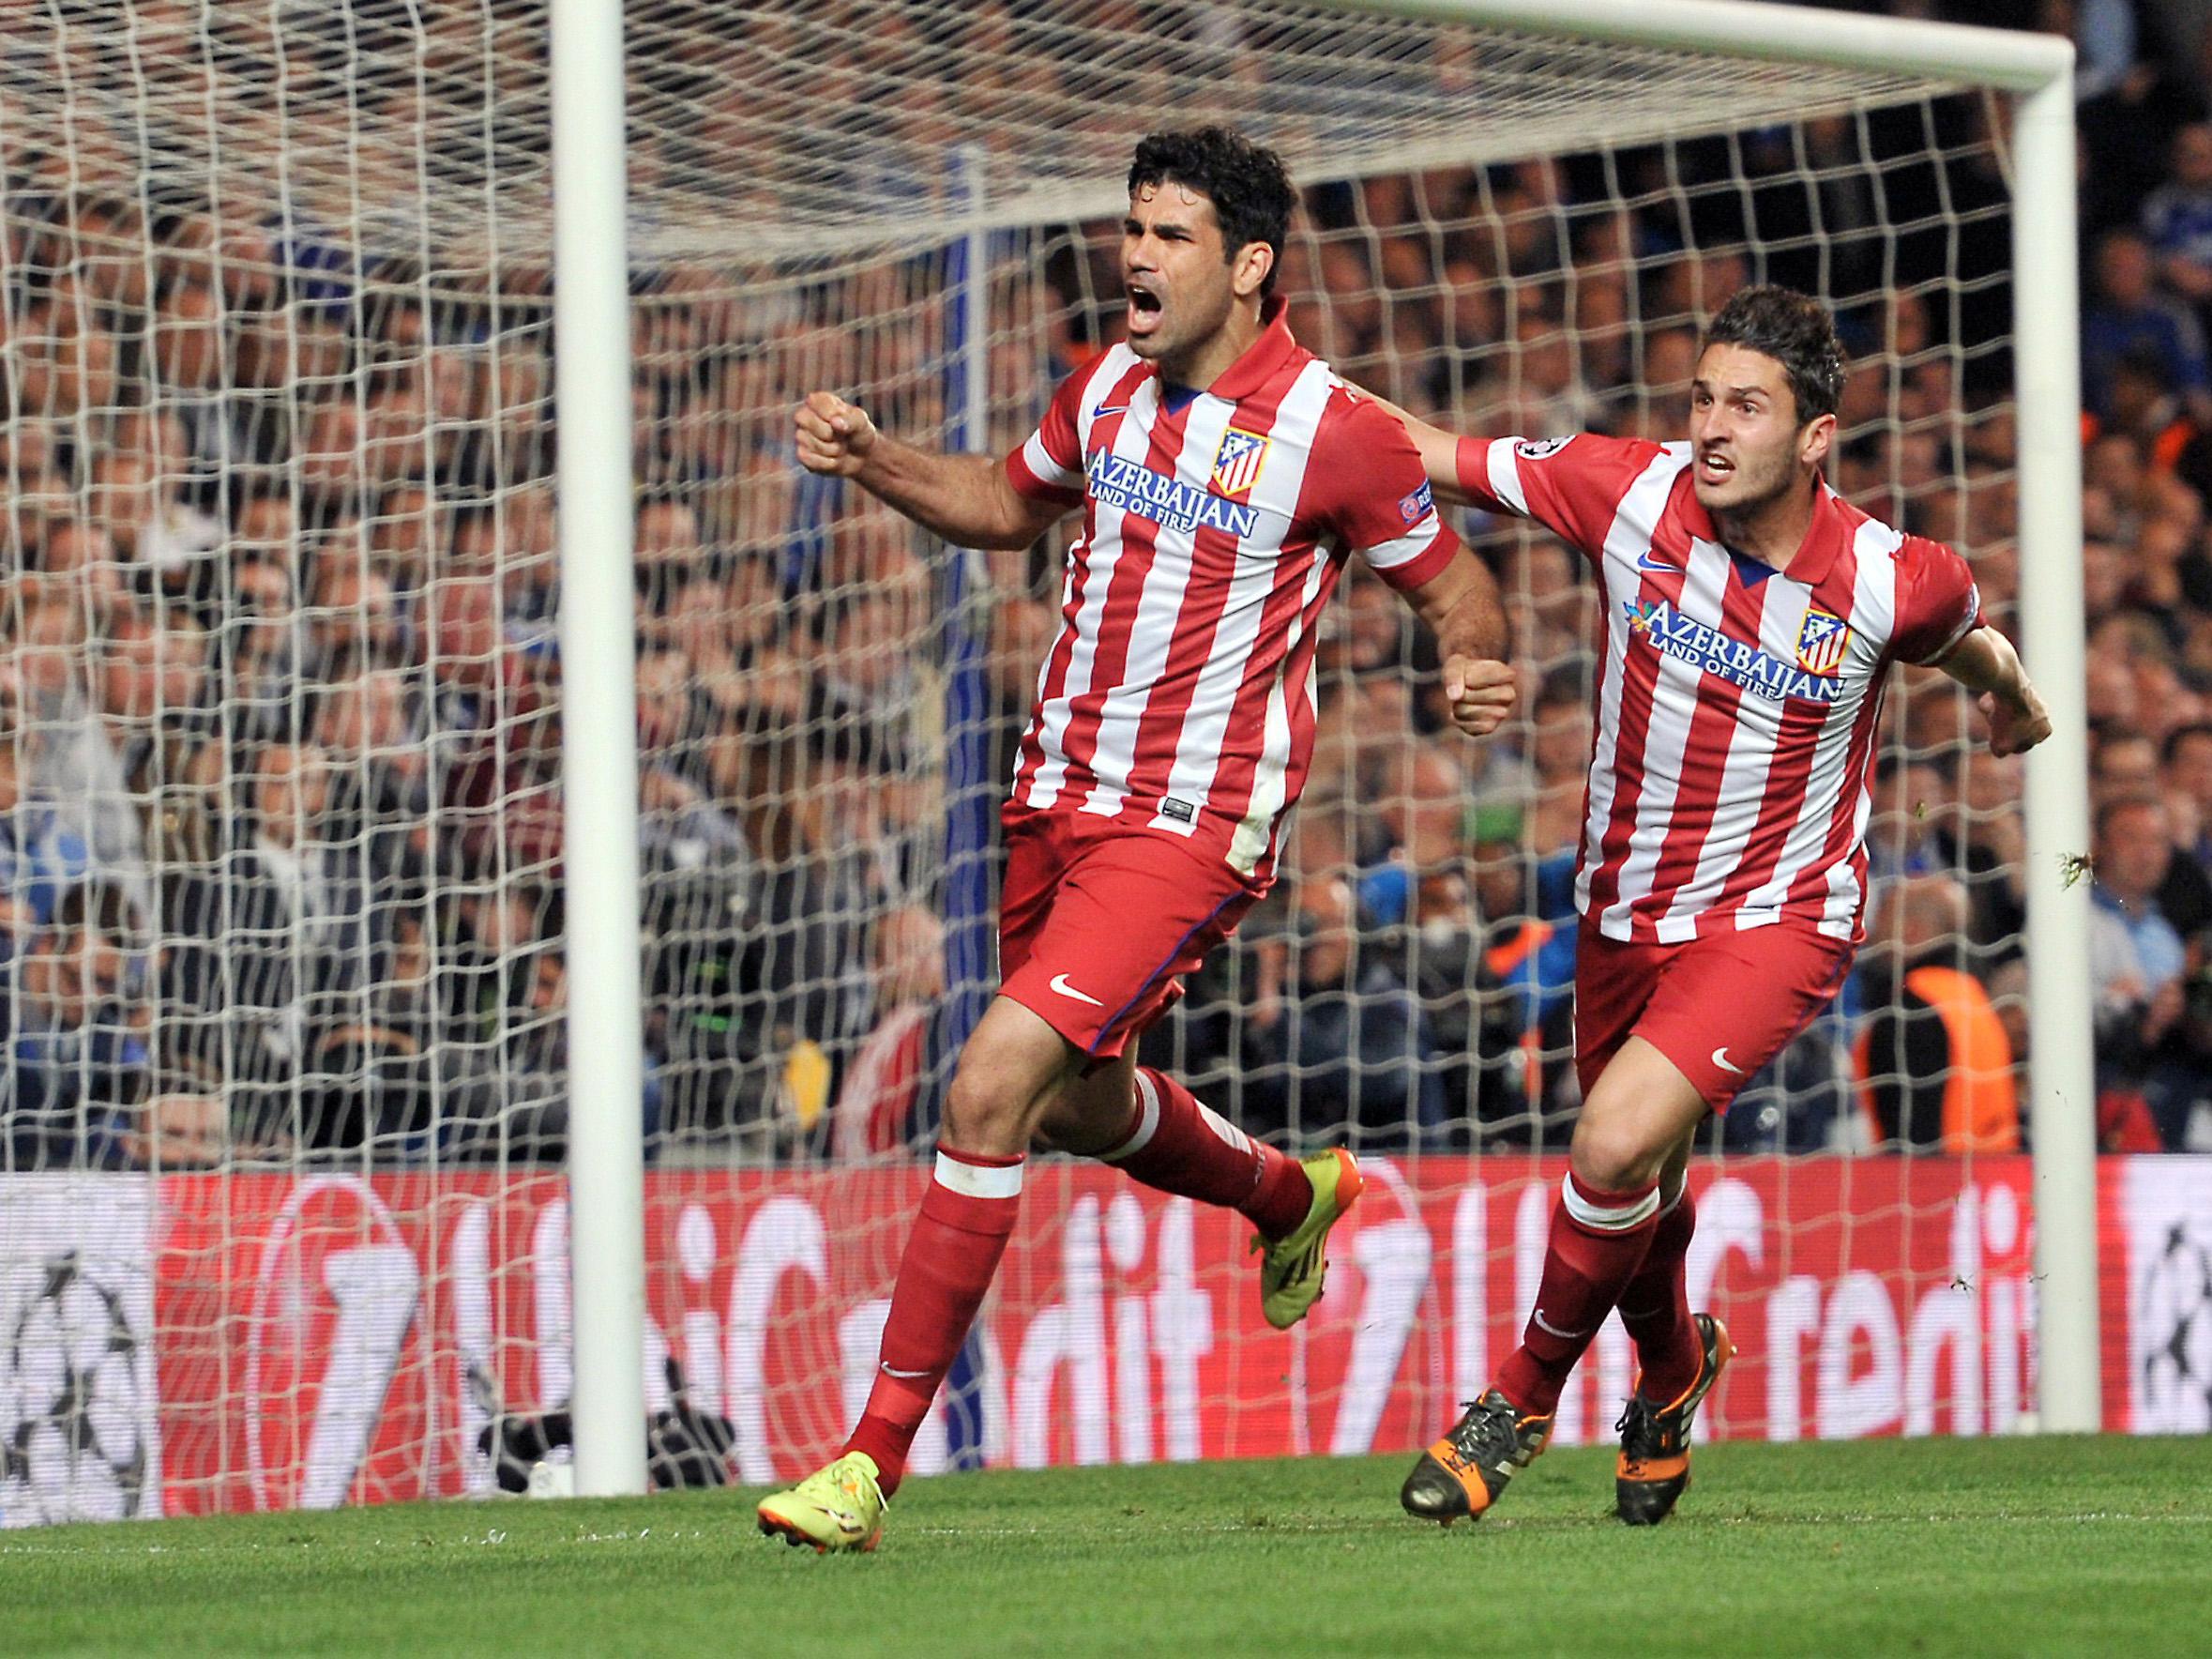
1795 609 1853 676
1210 427 1271 499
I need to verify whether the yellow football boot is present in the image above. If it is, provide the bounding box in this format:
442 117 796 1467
1252 1148 1364 1330
756 1452 887 1554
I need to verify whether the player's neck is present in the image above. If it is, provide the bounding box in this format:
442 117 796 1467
1713 475 1820 571
1155 300 1263 394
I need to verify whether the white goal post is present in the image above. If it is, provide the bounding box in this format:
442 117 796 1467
549 0 648 1499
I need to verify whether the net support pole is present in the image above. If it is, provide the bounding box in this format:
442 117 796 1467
2011 61 2101 1436
941 145 994 1051
939 145 995 1470
550 0 648 1496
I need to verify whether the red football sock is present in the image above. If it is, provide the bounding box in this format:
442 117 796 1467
841 1147 1023 1497
1617 1179 1702 1403
1100 1066 1311 1240
1494 1171 1662 1416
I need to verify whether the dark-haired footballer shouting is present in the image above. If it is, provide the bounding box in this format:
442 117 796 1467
759 126 1515 1553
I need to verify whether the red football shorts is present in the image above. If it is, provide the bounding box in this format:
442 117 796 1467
1573 915 1855 1108
996 802 1262 1060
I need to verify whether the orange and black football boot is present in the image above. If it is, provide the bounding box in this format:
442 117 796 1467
1399 1390 1553 1525
1614 1312 1735 1526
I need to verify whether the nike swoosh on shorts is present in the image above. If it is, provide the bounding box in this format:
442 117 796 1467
1050 973 1104 1008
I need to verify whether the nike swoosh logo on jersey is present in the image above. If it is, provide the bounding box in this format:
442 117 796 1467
1091 403 1130 418
1636 549 1675 571
1050 973 1105 1008
1712 1047 1746 1075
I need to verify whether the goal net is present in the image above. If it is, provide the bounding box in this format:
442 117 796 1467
0 0 2097 1526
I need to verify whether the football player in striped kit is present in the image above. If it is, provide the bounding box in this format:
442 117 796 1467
1385 285 2052 1527
759 127 1516 1552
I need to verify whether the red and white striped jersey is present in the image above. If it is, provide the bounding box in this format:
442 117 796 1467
1004 299 1457 880
1458 433 1983 944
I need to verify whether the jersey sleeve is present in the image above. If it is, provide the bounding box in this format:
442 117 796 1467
1451 433 1667 563
1002 362 1088 506
1889 535 1986 665
1306 390 1460 591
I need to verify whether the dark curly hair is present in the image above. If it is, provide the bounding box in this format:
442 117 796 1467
1128 127 1295 298
1701 285 1847 424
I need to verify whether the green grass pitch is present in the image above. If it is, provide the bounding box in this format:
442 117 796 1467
5 1436 2208 1655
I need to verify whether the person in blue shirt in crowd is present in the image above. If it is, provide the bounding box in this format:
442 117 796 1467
0 721 89 948
2089 791 2205 1146
1 880 151 1170
2083 228 2212 420
2142 122 2212 322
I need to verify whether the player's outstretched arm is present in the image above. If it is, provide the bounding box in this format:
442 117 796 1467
1406 550 1516 738
1934 625 2053 758
795 391 1064 551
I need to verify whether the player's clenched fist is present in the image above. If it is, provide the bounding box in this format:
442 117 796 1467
795 390 878 477
1978 686 2053 758
1443 655 1517 738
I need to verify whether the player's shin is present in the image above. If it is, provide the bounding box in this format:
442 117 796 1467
1617 1177 1704 1404
841 1147 1024 1495
1098 1066 1311 1239
1494 1171 1663 1414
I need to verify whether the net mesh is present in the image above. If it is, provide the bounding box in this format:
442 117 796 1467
0 0 2043 1523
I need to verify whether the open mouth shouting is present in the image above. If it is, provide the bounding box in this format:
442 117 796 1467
1126 278 1165 339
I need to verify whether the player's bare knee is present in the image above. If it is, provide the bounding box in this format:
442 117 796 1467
942 1057 1035 1157
1568 1111 1667 1193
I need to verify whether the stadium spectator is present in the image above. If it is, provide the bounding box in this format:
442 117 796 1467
833 903 947 1162
1252 873 1446 1152
85 449 221 592
0 879 151 1169
313 663 432 862
2163 722 2212 865
1524 669 1591 914
2095 724 2162 802
1854 874 2021 1153
1943 746 2030 962
2082 228 2210 419
370 483 449 600
1866 751 1949 889
2142 121 2212 313
447 936 666 1162
307 558 410 676
18 605 155 927
1462 804 1578 1143
0 712 87 941
2089 792 2206 1143
295 400 366 514
198 741 391 1099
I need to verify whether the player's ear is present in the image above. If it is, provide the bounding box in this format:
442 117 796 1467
1231 240 1273 301
1799 411 1838 471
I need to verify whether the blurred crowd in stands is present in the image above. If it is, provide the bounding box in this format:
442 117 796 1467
2 0 2210 1171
